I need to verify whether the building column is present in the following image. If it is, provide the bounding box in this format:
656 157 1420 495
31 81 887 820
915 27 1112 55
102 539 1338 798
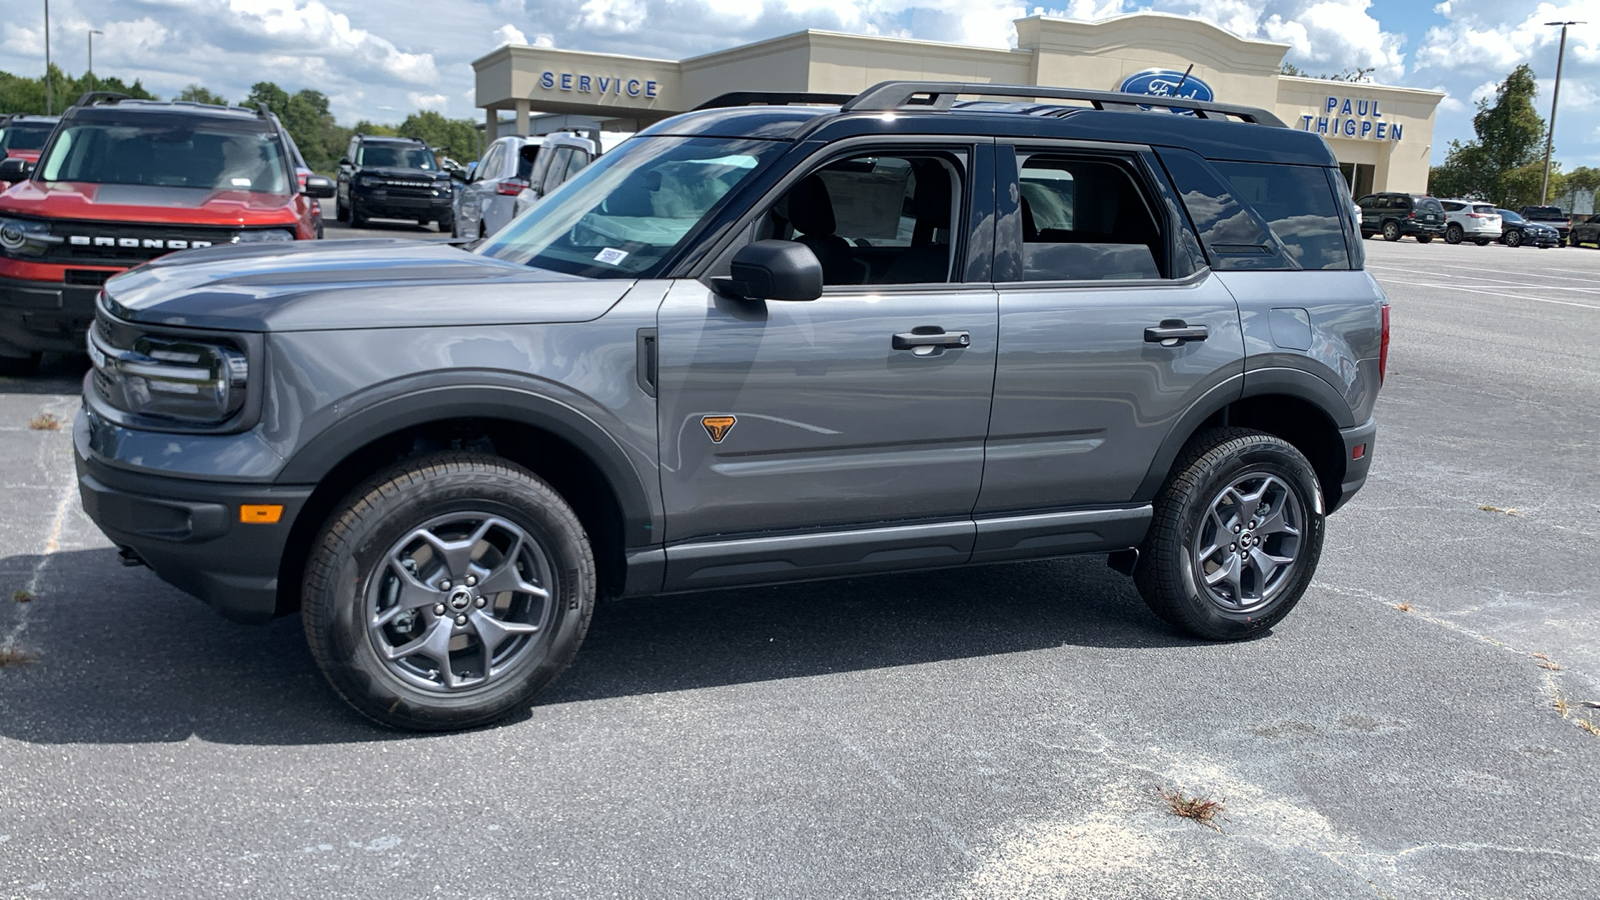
485 106 499 143
515 99 531 137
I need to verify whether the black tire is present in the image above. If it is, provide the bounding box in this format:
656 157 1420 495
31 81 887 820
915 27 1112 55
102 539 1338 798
349 196 368 228
1505 229 1523 247
1416 234 1433 244
1475 238 1490 246
1382 220 1401 241
1134 428 1326 641
438 212 455 234
1444 224 1462 244
0 352 43 376
302 453 595 731
335 193 348 223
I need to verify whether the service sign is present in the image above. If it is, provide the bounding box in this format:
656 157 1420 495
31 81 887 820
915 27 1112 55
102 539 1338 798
1118 68 1215 114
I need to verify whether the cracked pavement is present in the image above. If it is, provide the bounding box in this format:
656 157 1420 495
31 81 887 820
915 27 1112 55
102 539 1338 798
1 236 1597 898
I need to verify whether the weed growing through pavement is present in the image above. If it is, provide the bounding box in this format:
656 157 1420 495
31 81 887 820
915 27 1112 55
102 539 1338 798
1393 602 1412 612
1578 719 1600 737
1533 652 1563 672
28 412 62 431
1553 693 1571 718
1478 504 1522 516
1158 787 1227 832
12 589 33 603
0 646 36 668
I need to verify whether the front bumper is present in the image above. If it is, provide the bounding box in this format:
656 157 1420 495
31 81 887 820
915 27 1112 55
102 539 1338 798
74 408 313 624
352 186 452 220
0 273 102 355
1331 417 1377 513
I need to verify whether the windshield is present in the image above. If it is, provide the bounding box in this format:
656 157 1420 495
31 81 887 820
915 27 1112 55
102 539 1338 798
0 122 54 152
478 136 784 279
359 144 436 170
37 123 290 192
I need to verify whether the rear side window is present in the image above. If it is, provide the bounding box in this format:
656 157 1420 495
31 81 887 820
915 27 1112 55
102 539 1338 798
1441 201 1463 212
1209 161 1351 270
1016 154 1163 281
1473 204 1497 215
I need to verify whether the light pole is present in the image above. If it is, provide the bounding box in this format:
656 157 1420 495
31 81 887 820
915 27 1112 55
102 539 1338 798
43 0 52 114
1540 20 1585 205
87 29 103 92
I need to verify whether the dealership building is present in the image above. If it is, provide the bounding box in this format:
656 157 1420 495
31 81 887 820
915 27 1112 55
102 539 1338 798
473 12 1443 196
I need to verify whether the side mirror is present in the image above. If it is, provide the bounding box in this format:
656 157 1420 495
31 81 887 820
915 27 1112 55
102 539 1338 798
304 174 336 199
712 240 823 302
338 157 351 167
0 158 33 184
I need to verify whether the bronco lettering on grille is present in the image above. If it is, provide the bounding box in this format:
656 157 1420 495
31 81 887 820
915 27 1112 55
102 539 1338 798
67 235 213 250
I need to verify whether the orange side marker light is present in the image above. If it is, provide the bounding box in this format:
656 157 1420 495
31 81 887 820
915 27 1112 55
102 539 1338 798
240 504 284 524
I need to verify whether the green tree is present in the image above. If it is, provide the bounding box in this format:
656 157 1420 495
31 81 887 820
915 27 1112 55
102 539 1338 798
246 82 348 173
176 84 228 106
1562 165 1600 211
398 109 481 162
1500 161 1562 210
1429 64 1550 205
0 64 156 114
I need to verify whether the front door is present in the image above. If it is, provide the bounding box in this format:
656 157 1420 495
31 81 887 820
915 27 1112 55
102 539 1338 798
656 144 998 589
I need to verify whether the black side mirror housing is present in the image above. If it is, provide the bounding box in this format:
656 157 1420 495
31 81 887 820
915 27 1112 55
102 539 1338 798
0 158 33 184
338 157 352 167
712 240 823 302
303 174 336 199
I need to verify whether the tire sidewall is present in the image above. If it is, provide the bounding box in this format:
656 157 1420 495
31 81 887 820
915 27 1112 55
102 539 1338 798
307 462 593 730
1445 224 1462 244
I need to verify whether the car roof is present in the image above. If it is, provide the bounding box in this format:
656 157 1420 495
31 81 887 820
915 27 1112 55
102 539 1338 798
360 135 427 145
637 81 1337 166
2 115 60 125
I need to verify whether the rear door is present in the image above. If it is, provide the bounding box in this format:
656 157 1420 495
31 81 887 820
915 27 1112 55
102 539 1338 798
974 143 1244 560
657 140 998 589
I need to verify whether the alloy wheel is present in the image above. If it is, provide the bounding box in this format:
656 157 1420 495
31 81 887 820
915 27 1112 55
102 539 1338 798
1191 473 1305 614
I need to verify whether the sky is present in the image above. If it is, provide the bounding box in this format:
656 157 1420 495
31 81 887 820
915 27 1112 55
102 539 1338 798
1 0 1596 169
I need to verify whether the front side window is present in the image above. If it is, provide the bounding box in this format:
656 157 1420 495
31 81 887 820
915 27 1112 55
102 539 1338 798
1016 154 1163 281
755 151 965 286
358 144 436 170
478 136 784 279
38 123 290 193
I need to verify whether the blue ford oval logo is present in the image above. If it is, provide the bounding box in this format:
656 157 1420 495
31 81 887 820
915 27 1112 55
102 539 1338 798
1119 68 1214 114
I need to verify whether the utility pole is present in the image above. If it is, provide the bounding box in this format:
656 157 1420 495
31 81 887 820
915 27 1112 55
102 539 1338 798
1540 21 1585 205
43 0 52 114
88 29 103 91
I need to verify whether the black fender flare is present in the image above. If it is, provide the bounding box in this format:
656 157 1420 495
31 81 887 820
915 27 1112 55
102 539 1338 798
275 383 657 548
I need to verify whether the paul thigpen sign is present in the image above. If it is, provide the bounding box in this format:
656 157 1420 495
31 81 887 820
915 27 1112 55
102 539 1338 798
1297 96 1404 142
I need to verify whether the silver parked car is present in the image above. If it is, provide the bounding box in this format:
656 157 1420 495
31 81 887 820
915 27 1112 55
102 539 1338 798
455 132 598 239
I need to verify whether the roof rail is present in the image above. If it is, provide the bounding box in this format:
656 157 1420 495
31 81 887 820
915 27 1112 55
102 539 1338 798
842 81 1287 127
695 91 856 111
75 91 131 108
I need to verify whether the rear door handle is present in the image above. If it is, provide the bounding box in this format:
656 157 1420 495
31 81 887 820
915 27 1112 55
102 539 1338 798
1144 320 1209 346
893 329 971 350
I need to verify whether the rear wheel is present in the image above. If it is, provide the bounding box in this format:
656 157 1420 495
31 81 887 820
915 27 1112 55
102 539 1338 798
1475 238 1491 246
1505 229 1523 247
1444 224 1463 244
1416 234 1433 244
1134 428 1325 641
301 453 595 731
1382 220 1401 241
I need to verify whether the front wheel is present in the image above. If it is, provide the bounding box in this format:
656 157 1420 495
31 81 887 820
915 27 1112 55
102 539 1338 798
1134 428 1325 641
1445 224 1463 244
1416 234 1433 244
1382 220 1401 241
1505 229 1523 247
1475 238 1491 246
301 453 595 730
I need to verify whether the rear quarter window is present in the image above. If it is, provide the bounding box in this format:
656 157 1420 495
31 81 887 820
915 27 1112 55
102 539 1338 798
1209 161 1351 270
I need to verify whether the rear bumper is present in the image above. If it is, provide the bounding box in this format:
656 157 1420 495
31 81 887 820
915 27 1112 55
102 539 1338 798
1331 417 1377 514
74 409 312 624
0 274 101 355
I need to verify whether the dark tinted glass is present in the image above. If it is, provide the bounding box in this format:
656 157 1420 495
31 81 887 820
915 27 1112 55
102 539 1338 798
358 144 436 170
1158 149 1286 270
38 123 290 193
1211 161 1350 270
0 122 53 151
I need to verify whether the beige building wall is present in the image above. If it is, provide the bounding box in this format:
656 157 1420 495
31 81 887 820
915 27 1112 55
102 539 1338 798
472 12 1444 193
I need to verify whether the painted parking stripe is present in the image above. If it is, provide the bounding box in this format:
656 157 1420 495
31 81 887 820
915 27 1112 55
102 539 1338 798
1371 275 1600 310
1367 264 1600 294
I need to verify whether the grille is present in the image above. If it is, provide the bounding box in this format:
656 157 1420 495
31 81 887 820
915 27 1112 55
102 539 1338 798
43 221 241 265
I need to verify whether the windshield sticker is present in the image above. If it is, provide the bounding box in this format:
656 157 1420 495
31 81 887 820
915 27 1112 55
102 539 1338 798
230 178 252 187
594 247 629 265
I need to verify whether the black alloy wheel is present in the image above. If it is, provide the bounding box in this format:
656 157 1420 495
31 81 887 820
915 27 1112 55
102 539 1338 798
1505 229 1523 247
1445 224 1463 244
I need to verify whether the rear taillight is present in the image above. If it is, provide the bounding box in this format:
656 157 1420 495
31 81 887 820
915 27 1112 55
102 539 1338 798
1379 303 1391 385
1407 210 1415 219
496 178 529 196
1466 212 1482 218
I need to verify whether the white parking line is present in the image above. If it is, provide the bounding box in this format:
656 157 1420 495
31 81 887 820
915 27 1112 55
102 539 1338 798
1371 275 1600 310
1368 263 1600 294
1424 261 1600 285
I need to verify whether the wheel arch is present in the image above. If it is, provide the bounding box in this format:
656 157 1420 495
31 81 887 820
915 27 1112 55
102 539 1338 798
272 387 655 616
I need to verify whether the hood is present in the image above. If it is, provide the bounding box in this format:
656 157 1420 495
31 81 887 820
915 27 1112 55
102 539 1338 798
0 181 299 225
103 239 631 332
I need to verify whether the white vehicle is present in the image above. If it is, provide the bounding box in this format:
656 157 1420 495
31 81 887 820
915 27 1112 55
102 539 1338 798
454 132 598 239
1438 199 1501 246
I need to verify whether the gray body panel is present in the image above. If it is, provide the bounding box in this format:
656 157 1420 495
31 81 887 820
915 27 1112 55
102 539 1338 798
976 272 1245 513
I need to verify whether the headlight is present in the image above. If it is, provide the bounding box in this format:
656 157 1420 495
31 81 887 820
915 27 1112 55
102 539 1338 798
88 327 249 425
355 174 376 188
0 217 57 256
233 229 295 244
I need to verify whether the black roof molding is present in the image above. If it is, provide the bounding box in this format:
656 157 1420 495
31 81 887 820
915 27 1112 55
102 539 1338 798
74 91 131 108
695 91 857 111
842 81 1287 127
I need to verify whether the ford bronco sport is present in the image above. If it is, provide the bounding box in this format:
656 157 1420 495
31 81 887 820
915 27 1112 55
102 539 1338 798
76 82 1387 730
0 93 333 375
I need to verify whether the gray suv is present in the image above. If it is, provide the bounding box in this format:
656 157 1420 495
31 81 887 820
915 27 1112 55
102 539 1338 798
76 82 1387 730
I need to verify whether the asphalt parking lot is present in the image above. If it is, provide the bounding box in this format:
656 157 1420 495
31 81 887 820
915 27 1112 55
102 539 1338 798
2 232 1597 899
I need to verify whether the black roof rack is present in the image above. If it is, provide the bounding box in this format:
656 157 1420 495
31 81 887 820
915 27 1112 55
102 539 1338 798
75 91 131 108
841 81 1287 127
695 91 857 111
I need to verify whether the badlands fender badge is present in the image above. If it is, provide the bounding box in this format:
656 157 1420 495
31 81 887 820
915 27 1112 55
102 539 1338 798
702 416 737 443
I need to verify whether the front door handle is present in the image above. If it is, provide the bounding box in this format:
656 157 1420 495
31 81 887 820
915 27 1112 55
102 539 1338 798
893 328 971 351
1144 320 1209 347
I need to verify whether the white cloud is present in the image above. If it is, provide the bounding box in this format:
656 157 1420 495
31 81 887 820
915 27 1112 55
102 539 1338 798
408 92 448 110
494 24 528 46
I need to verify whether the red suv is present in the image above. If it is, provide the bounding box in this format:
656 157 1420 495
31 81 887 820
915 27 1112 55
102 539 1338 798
0 114 60 164
0 94 333 374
